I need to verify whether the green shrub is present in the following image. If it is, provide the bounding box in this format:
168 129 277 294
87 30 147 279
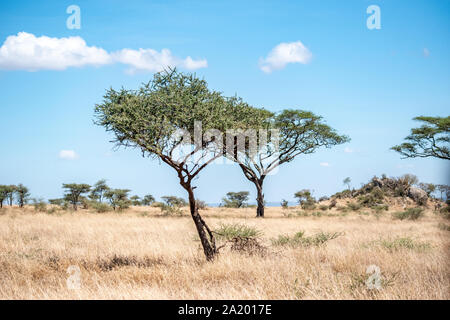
90 201 112 213
213 223 262 241
319 204 329 211
378 237 431 251
32 198 47 212
346 202 362 211
372 204 389 213
281 199 289 209
271 230 343 247
437 223 450 231
392 207 424 220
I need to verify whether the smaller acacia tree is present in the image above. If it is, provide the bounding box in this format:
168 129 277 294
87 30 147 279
222 191 250 208
294 189 316 210
130 195 141 206
5 185 17 206
343 177 351 190
105 189 131 211
63 183 91 210
226 109 349 217
15 184 30 208
142 194 155 206
89 179 110 202
392 116 449 160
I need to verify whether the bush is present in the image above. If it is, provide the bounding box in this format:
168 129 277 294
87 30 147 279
319 204 329 211
195 199 207 210
271 230 343 247
392 207 424 220
90 201 112 213
378 237 431 251
213 223 262 241
294 189 316 210
372 204 389 213
32 198 47 212
358 187 385 208
346 202 362 211
281 199 289 209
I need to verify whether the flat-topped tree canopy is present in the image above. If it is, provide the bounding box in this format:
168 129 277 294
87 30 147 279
94 68 263 261
226 109 350 217
392 116 450 160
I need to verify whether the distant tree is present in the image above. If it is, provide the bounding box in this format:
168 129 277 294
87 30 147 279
49 199 64 206
281 199 289 209
294 189 316 210
4 185 17 206
392 116 450 160
398 174 419 188
222 191 249 208
343 177 351 190
63 183 91 210
141 194 155 206
105 189 131 211
419 183 436 197
0 185 7 208
15 184 30 208
130 195 141 206
226 109 349 217
89 179 110 202
161 196 187 207
94 69 254 261
436 185 450 200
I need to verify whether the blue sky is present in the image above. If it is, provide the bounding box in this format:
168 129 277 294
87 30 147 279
0 0 449 203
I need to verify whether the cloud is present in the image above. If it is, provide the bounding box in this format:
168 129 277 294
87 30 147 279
259 41 312 73
320 162 330 167
112 48 207 74
0 32 207 72
423 48 430 58
59 150 78 160
344 147 354 153
0 32 111 71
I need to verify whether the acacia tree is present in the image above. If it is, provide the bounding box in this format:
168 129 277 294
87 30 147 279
392 116 449 160
105 189 131 210
94 69 253 261
89 179 110 202
15 184 30 208
227 109 349 217
63 183 91 210
142 194 155 206
0 185 7 208
5 185 16 206
222 191 249 208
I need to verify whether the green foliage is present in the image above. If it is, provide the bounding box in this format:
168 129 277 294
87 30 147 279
141 194 155 206
346 202 362 211
104 189 131 211
437 223 450 231
281 199 289 209
271 230 343 247
391 116 450 160
213 223 262 241
392 207 424 220
90 201 113 213
222 191 249 208
358 187 385 208
294 189 316 210
378 237 431 252
343 177 351 190
130 195 141 206
418 183 436 197
155 196 187 215
62 183 91 210
89 179 110 202
31 198 47 212
15 184 30 208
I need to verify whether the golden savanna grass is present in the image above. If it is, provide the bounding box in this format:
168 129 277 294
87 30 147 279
0 204 449 299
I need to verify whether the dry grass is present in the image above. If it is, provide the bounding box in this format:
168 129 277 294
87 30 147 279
0 205 448 300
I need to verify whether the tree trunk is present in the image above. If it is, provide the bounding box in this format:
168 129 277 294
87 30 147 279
255 178 265 218
185 185 217 261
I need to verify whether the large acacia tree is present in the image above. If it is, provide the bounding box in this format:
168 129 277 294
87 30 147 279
94 69 255 261
391 116 449 160
226 109 349 217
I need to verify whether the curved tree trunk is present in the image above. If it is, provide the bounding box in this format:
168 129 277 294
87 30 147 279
185 185 217 261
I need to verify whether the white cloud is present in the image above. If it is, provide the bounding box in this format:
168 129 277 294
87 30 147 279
0 32 111 71
320 162 330 167
344 147 354 153
0 32 207 73
259 41 312 73
423 48 430 58
112 48 207 74
59 150 78 160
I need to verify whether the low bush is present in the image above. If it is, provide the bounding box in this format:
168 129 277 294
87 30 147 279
214 223 262 241
271 230 343 247
392 207 424 221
